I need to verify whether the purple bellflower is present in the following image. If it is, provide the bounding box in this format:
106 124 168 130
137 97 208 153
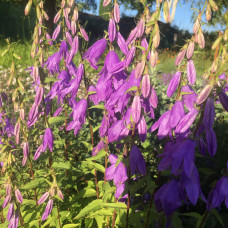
129 145 146 176
43 128 54 152
84 38 107 70
42 199 53 221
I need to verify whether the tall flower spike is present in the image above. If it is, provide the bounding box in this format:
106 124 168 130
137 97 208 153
167 71 181 97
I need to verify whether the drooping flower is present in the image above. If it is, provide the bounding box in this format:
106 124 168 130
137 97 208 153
43 128 54 152
207 176 228 210
15 189 23 204
83 39 107 70
41 199 53 221
129 145 146 175
154 180 183 216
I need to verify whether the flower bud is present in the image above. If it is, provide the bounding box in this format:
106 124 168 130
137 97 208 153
103 0 111 7
114 3 120 23
187 41 195 59
153 23 160 48
193 17 200 34
219 90 228 111
108 19 116 42
38 192 49 205
224 28 228 41
150 50 158 68
196 84 213 105
2 195 11 208
203 97 215 128
64 7 70 19
68 0 74 7
72 7 78 21
138 116 147 142
149 87 158 108
52 25 61 40
66 31 73 45
209 0 218 11
20 109 25 120
35 87 44 106
167 71 181 97
135 60 145 79
25 0 32 16
175 49 186 66
41 199 53 221
117 32 128 55
132 96 141 123
141 74 150 98
54 10 61 24
125 46 136 67
57 189 64 200
206 3 212 21
7 203 14 221
198 30 205 49
80 27 89 41
212 36 222 50
15 189 23 203
163 1 170 23
50 187 55 197
187 60 196 85
137 18 145 38
71 20 77 35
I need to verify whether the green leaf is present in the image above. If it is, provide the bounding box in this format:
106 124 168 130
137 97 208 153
45 77 60 83
83 188 97 198
48 116 67 125
102 202 127 209
95 216 104 228
85 160 105 173
74 199 103 219
211 209 224 226
88 91 97 95
125 86 138 94
93 125 101 133
183 212 202 219
87 149 106 161
135 45 146 51
43 216 57 227
63 225 81 228
22 178 45 190
89 104 105 110
52 162 71 170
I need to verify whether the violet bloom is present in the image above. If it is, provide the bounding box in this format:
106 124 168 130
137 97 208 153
43 128 54 152
207 176 228 210
129 145 146 175
203 97 215 129
138 116 147 142
83 38 107 70
8 210 19 228
42 199 53 221
43 52 61 75
106 154 128 199
170 101 185 129
132 96 141 124
7 203 14 221
205 128 217 156
154 180 183 216
66 99 87 136
181 85 197 111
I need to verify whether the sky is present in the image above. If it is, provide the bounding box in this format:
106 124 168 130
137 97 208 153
86 0 222 33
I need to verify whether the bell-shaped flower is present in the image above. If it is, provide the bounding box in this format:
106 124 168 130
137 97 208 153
170 101 185 129
83 38 107 70
43 128 54 152
92 140 105 156
154 180 183 216
181 85 197 111
43 51 61 75
205 128 217 156
203 97 215 129
207 176 228 210
41 199 53 221
129 145 146 176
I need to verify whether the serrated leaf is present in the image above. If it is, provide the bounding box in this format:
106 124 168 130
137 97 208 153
87 150 106 161
22 178 45 190
89 104 105 110
43 216 57 227
63 225 81 228
83 188 97 198
74 199 103 219
102 202 127 209
125 86 138 94
52 162 71 170
48 116 67 125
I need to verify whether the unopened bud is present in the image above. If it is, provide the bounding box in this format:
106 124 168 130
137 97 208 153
193 17 200 34
54 10 61 24
150 50 158 67
196 84 213 105
212 36 222 50
209 0 218 11
198 30 205 49
175 49 186 66
153 23 160 48
72 7 78 21
206 3 212 21
224 28 228 41
103 0 111 7
187 41 194 59
25 0 32 16
135 60 145 79
114 3 120 23
163 1 170 23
